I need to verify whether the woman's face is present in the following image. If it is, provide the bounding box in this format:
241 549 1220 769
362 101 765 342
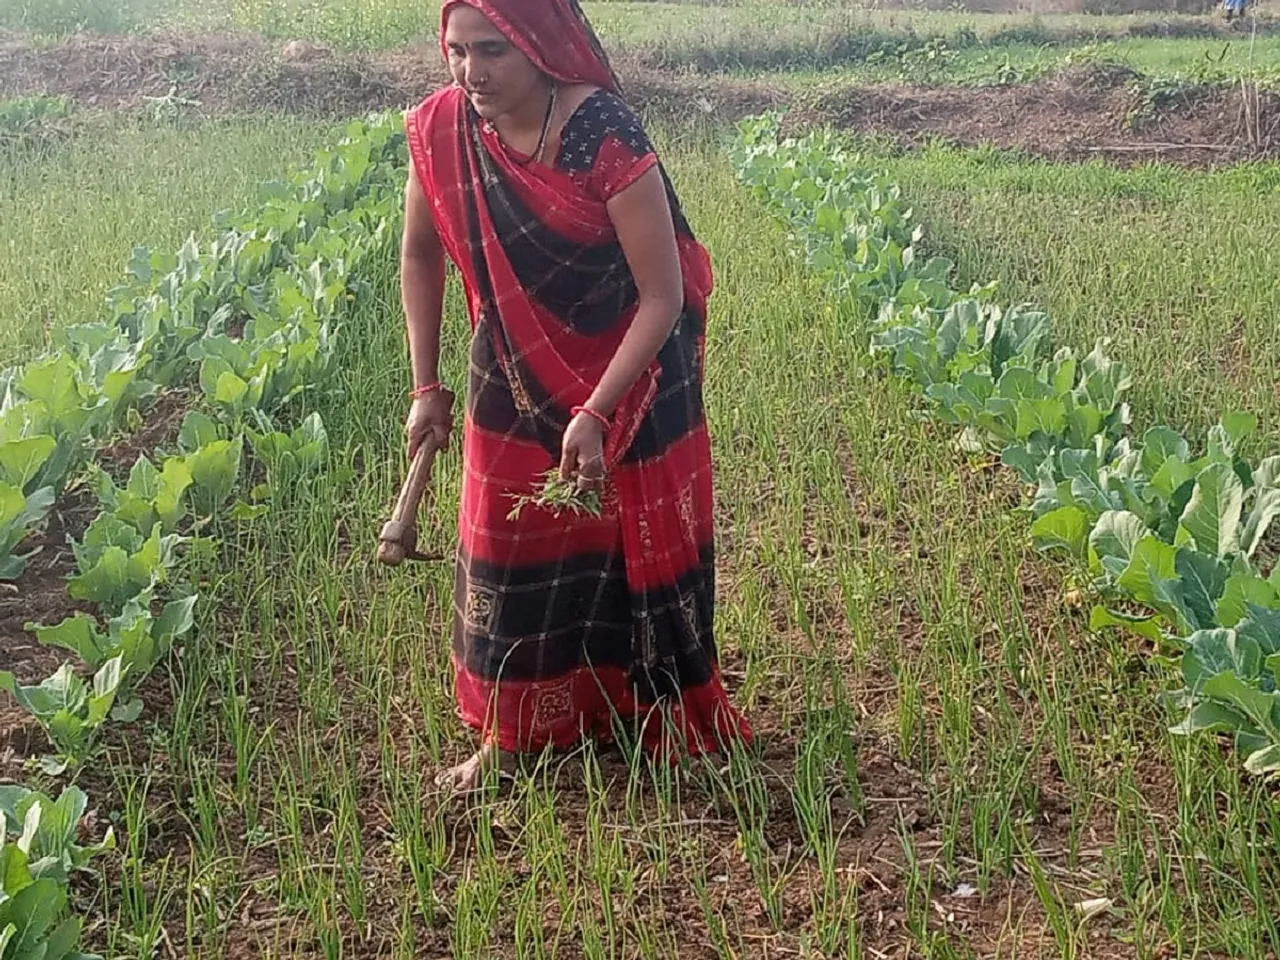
444 4 545 122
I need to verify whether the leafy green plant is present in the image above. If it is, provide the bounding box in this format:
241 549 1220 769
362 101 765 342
183 436 244 522
247 411 330 477
0 831 94 960
28 592 197 720
1032 417 1275 604
897 37 957 84
15 350 150 454
1126 74 1197 131
0 786 115 884
0 794 102 960
68 515 183 612
0 436 58 493
0 96 72 156
1166 618 1280 774
192 324 338 423
176 410 223 452
88 457 192 537
0 338 154 582
0 658 122 774
0 484 55 581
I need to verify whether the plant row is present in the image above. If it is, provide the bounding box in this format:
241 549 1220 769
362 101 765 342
0 115 408 959
730 114 1280 777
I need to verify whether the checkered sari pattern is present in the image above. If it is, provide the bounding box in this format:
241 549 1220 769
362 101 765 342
407 83 751 757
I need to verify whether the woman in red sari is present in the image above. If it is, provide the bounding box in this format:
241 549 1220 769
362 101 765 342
402 0 751 792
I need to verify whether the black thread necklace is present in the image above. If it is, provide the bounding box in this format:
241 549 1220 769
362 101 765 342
515 83 557 167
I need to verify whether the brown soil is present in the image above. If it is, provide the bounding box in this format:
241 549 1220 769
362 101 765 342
799 62 1280 167
2 32 1276 167
0 30 781 123
0 490 97 780
98 388 192 479
0 30 441 115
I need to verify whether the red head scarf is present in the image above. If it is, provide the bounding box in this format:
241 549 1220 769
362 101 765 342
440 0 621 94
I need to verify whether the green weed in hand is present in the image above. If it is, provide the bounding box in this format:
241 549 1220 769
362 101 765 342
507 470 603 522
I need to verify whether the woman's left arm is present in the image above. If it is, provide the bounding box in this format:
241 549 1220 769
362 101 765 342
560 166 684 484
587 166 684 416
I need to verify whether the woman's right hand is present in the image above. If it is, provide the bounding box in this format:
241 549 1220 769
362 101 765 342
405 389 455 458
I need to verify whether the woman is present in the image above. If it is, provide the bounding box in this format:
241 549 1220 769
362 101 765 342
401 0 751 793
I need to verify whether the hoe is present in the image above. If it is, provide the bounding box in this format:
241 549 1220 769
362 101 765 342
376 429 448 567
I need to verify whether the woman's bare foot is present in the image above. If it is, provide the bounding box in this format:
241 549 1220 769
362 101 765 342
434 744 515 795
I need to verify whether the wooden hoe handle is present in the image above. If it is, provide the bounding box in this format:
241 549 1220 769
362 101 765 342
377 433 444 567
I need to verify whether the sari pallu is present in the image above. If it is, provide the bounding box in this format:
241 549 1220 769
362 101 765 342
406 86 751 757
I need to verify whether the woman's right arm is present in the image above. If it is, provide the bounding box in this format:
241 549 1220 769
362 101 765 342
401 166 454 456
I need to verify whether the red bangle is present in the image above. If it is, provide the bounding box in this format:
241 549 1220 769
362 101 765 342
571 406 610 431
410 382 443 400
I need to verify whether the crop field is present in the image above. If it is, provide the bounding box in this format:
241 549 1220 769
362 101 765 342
2 0 1280 958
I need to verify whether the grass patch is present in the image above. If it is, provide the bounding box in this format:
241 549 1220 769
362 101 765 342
0 95 74 154
0 115 335 367
0 0 171 33
752 33 1280 87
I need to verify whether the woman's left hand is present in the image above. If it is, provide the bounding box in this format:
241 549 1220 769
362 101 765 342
560 412 607 493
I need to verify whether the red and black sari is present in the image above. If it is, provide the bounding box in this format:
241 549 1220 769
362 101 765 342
406 0 751 758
